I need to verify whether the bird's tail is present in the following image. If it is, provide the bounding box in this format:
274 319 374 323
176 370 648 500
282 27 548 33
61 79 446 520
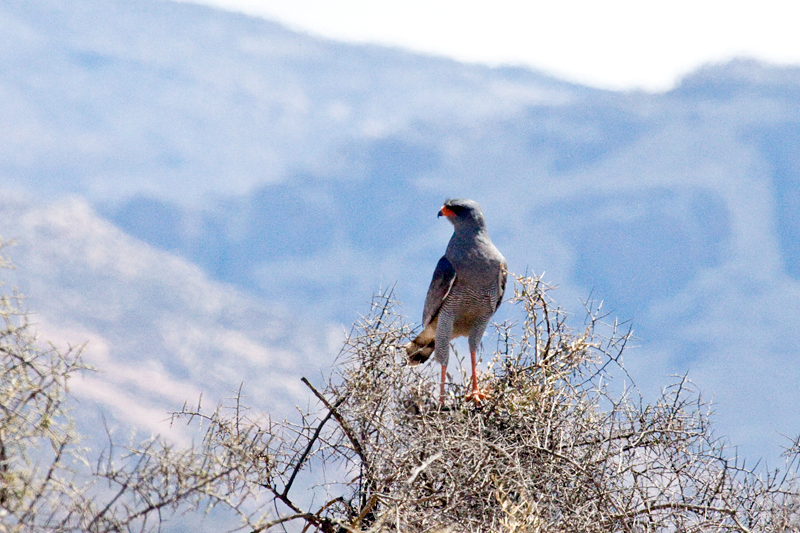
404 337 434 365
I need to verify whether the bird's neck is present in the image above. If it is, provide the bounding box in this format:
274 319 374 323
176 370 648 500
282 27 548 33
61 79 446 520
453 224 488 242
448 226 491 259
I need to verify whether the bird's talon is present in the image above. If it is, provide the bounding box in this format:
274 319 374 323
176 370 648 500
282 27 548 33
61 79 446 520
466 389 489 403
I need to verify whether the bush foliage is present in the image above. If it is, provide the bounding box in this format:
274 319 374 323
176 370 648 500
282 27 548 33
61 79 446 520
1 237 799 532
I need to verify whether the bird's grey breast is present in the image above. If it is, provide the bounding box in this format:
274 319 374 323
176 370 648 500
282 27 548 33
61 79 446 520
446 234 505 289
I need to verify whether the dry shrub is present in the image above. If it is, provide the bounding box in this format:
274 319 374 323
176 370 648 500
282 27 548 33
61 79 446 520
2 252 799 532
290 274 800 532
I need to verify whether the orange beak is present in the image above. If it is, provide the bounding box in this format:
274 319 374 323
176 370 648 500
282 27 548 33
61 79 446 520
438 206 456 218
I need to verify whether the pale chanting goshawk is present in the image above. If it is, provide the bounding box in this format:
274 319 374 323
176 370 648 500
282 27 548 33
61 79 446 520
405 199 507 403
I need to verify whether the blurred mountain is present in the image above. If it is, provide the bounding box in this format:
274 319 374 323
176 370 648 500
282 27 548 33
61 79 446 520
0 195 331 446
2 0 800 463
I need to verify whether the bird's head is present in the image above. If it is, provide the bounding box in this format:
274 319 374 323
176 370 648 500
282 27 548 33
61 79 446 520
438 198 487 231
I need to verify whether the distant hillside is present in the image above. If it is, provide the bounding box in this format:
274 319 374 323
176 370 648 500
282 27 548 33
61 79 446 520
0 0 582 203
2 0 800 463
0 195 328 444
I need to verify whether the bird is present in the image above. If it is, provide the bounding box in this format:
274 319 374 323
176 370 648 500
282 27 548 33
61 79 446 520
405 198 507 404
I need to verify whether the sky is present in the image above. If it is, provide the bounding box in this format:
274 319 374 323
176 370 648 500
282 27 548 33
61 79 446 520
181 0 800 91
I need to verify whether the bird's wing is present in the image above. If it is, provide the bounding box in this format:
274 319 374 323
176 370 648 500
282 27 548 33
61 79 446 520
495 261 508 312
422 256 457 327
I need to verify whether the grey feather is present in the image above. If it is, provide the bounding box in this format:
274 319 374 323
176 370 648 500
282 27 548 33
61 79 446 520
422 256 457 328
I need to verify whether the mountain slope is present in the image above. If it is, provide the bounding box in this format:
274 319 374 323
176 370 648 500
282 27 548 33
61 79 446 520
0 195 330 443
0 0 582 202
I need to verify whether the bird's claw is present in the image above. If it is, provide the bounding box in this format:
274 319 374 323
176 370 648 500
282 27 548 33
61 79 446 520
466 388 489 403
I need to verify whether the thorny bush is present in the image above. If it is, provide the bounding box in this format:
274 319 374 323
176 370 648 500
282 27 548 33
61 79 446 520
2 233 799 532
301 275 800 532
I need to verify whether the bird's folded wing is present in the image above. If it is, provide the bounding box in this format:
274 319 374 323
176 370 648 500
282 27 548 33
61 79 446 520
496 261 508 312
422 256 457 327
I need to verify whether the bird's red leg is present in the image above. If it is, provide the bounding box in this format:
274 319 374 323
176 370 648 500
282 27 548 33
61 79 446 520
466 350 488 403
440 364 447 405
